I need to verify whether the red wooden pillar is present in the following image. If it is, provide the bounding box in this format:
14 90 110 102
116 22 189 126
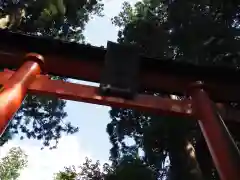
188 81 240 180
0 53 44 136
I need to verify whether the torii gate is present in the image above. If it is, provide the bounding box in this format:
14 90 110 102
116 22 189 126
0 30 239 180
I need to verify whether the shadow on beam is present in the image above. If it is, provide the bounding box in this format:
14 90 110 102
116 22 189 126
0 30 240 102
1 70 240 124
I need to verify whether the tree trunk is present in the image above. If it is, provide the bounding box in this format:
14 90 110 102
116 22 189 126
166 96 204 180
168 133 204 180
0 8 25 29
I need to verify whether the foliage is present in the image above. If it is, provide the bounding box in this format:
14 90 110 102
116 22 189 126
0 0 103 41
0 0 104 148
108 0 240 179
107 108 202 180
0 147 28 180
113 0 240 65
106 155 157 180
54 156 157 180
54 166 78 180
8 93 79 149
54 157 112 180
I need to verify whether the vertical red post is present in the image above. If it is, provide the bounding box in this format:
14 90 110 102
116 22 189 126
0 53 44 136
188 81 240 180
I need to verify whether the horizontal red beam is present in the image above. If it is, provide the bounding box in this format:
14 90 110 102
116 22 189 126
1 50 240 103
0 70 192 117
1 70 240 123
31 79 192 117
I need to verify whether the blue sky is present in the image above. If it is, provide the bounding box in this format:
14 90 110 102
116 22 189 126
0 0 139 180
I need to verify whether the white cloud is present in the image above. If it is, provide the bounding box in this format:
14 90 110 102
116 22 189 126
0 135 92 180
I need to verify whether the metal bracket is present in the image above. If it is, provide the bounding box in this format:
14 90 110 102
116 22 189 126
99 41 140 99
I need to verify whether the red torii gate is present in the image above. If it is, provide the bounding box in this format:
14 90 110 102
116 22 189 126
0 30 239 180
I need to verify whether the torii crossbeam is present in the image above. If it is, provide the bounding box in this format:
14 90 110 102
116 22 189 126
0 30 240 180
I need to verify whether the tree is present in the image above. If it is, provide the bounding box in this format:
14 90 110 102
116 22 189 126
107 108 202 180
0 0 103 41
54 157 112 180
53 156 156 180
0 0 104 148
0 147 28 180
108 0 240 179
106 155 157 180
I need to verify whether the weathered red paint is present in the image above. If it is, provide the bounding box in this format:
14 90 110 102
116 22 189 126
188 81 240 180
0 70 240 123
0 70 192 118
1 50 240 102
0 53 43 135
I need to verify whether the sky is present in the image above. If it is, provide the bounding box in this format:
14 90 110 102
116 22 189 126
0 0 139 180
